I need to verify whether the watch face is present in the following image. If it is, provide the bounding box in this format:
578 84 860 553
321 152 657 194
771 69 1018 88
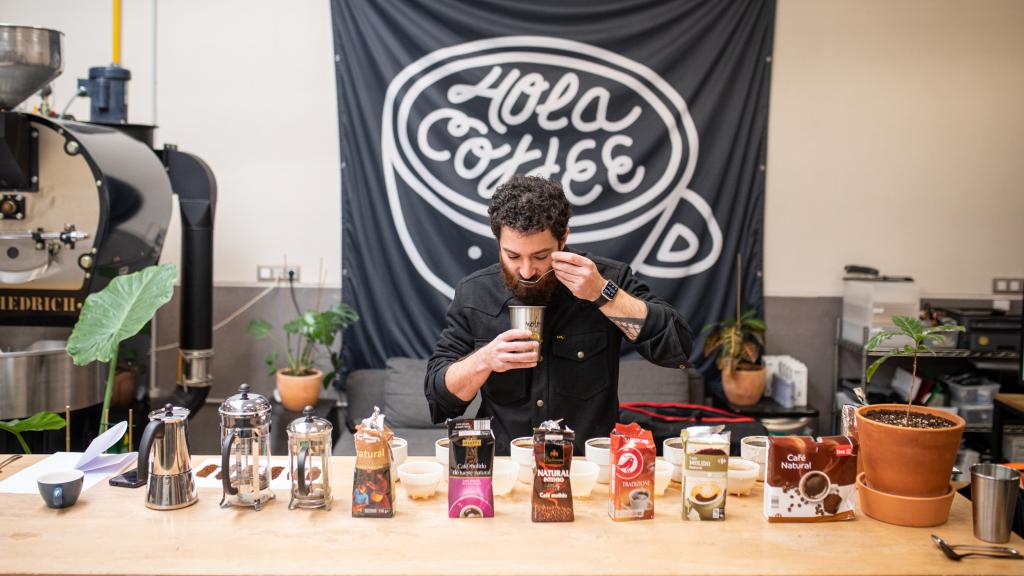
602 281 618 300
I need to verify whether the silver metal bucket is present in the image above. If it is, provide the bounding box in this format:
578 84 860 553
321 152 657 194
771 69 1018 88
0 331 103 420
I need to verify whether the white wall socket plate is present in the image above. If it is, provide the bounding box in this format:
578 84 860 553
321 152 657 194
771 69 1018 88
992 277 1023 294
257 265 301 282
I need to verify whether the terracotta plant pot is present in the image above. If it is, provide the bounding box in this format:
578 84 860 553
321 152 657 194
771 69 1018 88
722 366 766 406
856 472 955 527
275 368 322 411
856 404 964 498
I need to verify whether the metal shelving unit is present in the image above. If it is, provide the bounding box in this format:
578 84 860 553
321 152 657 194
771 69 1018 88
831 317 1020 434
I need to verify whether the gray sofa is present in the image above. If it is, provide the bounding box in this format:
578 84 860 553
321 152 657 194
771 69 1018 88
334 357 704 456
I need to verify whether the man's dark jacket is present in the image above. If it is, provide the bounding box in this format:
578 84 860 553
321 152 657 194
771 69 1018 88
424 251 693 455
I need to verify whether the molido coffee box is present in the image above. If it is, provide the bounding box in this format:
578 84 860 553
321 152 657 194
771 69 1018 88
447 417 495 518
608 422 655 521
763 436 858 522
532 420 574 523
681 426 730 521
352 407 395 518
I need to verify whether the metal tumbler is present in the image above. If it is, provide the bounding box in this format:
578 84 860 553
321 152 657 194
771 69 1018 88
970 463 1021 543
509 306 545 342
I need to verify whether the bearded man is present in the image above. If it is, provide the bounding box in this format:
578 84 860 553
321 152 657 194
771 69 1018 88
424 175 693 455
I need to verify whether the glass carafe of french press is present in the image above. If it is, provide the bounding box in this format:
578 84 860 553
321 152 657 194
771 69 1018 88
219 383 275 510
287 406 333 510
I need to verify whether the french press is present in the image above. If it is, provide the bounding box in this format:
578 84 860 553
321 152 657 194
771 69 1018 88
286 405 333 510
219 383 275 510
138 404 198 510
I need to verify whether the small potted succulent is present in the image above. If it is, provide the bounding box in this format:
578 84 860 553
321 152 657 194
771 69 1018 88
856 315 965 527
702 309 767 406
247 302 358 411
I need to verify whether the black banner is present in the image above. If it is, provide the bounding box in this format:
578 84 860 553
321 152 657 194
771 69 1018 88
333 0 773 374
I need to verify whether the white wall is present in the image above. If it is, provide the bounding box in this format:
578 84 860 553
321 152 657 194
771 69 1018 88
766 0 1024 298
0 0 342 286
3 0 1021 297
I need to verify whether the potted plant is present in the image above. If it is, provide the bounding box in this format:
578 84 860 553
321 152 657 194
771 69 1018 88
856 315 965 526
247 302 358 411
702 308 767 406
67 264 177 434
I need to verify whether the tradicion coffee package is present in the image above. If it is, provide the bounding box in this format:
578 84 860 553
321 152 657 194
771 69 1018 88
763 436 858 523
608 422 655 521
352 406 395 518
681 425 730 521
532 420 574 523
447 417 495 518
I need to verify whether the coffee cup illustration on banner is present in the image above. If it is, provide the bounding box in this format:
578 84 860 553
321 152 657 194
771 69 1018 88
381 36 724 300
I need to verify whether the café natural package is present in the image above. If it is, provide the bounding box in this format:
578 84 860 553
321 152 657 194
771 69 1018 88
608 422 655 521
681 426 730 521
447 417 495 518
763 435 858 522
532 420 574 522
351 407 396 518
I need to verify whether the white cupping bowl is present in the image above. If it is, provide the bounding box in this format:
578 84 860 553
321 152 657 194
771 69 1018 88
727 457 760 496
398 461 443 499
663 437 685 483
492 458 518 496
434 438 449 477
390 437 408 481
570 460 600 498
654 458 673 496
585 437 611 484
510 436 534 483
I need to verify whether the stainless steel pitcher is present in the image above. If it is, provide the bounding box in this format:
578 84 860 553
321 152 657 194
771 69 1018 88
138 403 198 510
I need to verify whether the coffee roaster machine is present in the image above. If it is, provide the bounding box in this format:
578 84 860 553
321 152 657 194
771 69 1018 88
0 25 216 451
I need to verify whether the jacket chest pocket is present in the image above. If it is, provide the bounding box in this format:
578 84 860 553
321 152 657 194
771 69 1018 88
551 331 610 400
474 339 529 406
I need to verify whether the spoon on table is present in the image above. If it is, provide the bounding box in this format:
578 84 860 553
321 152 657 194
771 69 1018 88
0 454 23 474
931 534 1021 561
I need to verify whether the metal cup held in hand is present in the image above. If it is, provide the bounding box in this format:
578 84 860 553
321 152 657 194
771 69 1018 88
509 306 545 342
971 463 1021 543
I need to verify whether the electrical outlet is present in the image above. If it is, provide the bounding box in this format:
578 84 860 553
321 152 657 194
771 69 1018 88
257 265 301 282
992 277 1024 294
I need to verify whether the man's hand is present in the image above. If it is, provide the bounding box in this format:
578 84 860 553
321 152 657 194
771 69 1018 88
551 251 605 301
476 329 540 373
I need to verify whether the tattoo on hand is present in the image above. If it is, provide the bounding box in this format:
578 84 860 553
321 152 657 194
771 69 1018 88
609 316 643 341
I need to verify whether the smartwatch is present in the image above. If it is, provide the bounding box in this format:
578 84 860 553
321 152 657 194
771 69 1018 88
593 279 619 308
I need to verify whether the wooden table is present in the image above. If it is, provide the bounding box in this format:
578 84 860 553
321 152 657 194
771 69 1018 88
993 394 1024 462
0 456 1020 576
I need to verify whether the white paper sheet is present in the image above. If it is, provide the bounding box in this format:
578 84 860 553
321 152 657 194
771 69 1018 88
0 420 135 494
0 451 134 494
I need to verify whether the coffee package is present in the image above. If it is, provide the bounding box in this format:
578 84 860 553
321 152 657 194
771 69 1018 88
447 417 495 518
532 420 574 523
352 407 395 518
681 426 730 521
608 422 655 521
763 436 858 522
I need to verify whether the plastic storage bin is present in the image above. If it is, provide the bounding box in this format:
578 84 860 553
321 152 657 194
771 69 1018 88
953 403 994 428
946 381 1000 405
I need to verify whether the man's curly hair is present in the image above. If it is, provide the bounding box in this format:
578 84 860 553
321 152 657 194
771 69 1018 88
488 175 571 240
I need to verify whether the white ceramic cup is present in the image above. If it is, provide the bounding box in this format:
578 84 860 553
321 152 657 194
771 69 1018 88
492 458 518 496
663 437 685 483
740 435 769 480
434 437 449 477
654 458 673 496
390 437 408 481
585 437 611 484
397 461 443 499
569 460 600 498
510 436 534 483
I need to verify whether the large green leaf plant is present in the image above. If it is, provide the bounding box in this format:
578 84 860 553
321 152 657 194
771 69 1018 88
247 302 359 388
865 315 965 425
67 264 177 434
0 411 66 454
